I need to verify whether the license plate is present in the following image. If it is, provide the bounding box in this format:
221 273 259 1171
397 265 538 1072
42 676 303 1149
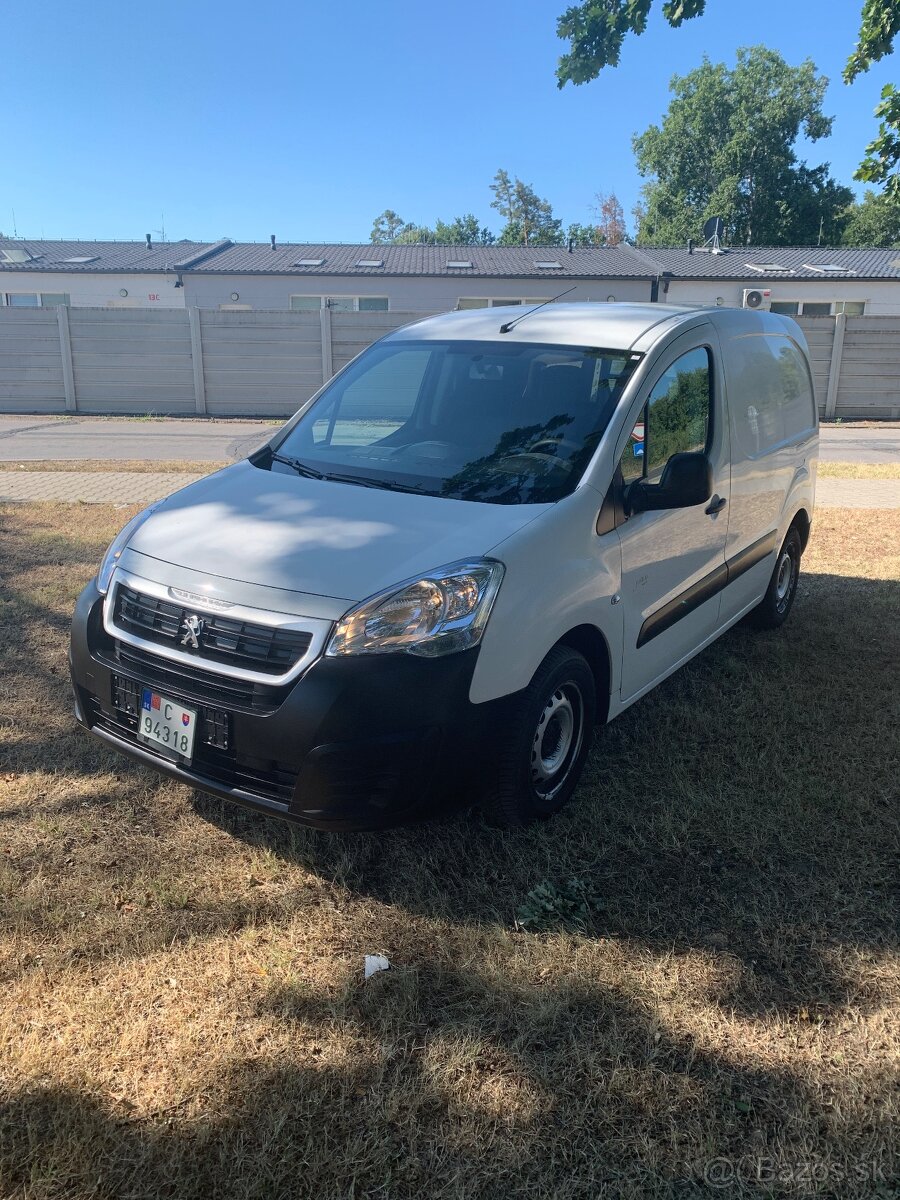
138 689 196 760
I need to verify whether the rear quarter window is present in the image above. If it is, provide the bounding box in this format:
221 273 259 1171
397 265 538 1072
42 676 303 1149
728 335 815 457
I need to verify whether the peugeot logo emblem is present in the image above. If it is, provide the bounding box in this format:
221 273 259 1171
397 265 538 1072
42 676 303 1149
180 613 204 649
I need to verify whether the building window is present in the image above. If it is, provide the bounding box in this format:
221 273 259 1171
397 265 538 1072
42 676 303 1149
770 300 800 316
290 295 390 312
3 292 70 307
835 300 865 315
799 302 832 318
457 298 544 309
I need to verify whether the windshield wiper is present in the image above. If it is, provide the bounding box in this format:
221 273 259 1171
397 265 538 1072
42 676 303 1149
318 471 431 495
270 451 326 480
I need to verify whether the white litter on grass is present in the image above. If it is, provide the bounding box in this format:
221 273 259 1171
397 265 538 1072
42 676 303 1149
364 955 390 980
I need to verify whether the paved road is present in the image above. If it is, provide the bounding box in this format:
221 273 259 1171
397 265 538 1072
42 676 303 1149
0 415 275 462
0 414 897 464
818 424 900 464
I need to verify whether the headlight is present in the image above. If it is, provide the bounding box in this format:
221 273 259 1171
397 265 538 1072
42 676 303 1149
96 502 162 595
326 559 504 657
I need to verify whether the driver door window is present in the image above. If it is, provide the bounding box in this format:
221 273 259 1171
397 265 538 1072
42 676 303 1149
620 347 711 483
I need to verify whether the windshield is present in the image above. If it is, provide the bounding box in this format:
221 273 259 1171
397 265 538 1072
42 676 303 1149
269 339 639 504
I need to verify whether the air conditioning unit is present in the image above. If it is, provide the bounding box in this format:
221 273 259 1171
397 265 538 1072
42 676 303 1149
743 287 772 311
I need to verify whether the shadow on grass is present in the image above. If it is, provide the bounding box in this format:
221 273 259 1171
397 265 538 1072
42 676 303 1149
194 571 900 1022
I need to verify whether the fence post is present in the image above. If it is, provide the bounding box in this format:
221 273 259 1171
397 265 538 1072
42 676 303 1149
188 307 207 414
320 304 333 384
57 304 77 413
824 313 846 420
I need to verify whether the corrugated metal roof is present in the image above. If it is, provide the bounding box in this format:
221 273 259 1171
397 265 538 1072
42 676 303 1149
634 245 900 280
0 238 224 273
183 242 654 278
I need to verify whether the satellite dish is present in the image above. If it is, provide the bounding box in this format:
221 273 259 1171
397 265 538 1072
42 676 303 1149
702 216 725 241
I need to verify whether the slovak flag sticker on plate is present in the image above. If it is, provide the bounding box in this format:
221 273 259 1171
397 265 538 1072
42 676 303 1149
182 713 191 726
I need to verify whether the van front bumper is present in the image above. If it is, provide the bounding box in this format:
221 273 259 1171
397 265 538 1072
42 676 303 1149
70 579 494 831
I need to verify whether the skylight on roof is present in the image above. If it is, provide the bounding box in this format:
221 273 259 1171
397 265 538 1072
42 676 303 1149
355 259 384 268
293 258 325 267
534 260 563 268
0 247 34 263
446 260 473 268
60 256 99 264
803 263 850 273
746 262 791 273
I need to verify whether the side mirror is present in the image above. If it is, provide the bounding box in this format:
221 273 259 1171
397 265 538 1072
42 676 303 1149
625 451 713 514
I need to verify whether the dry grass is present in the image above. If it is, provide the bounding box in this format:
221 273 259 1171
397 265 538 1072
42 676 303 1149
818 462 900 480
0 460 228 475
0 504 898 1199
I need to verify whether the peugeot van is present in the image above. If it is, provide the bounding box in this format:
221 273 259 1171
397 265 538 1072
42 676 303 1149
70 304 817 830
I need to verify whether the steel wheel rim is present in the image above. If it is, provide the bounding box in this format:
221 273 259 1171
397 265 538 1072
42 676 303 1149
775 549 794 607
531 682 584 801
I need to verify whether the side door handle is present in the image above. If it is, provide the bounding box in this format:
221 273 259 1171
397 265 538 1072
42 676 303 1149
705 495 727 515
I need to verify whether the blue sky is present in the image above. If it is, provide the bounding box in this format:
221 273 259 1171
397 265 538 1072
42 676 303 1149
4 0 894 243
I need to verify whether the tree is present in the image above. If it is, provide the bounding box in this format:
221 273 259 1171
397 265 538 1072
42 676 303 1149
841 188 900 244
555 0 900 196
593 191 627 244
631 48 854 245
370 210 407 243
489 169 565 244
432 214 495 245
567 222 602 246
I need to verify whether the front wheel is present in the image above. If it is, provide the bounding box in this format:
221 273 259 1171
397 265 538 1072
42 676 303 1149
482 645 596 827
748 526 802 630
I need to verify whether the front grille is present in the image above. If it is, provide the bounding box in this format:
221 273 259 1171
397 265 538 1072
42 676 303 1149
85 689 296 806
102 642 290 714
114 584 313 676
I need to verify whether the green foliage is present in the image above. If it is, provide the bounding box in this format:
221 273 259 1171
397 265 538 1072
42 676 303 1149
841 187 900 244
370 210 407 244
566 221 602 246
845 0 900 81
631 47 853 246
555 0 900 201
433 214 495 245
516 877 605 931
490 169 565 245
556 0 707 87
856 83 900 199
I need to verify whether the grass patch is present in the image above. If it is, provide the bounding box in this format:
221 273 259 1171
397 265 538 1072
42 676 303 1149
0 503 898 1198
0 459 229 474
818 461 900 480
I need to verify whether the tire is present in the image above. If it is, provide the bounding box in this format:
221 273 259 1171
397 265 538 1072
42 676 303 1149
748 526 802 630
482 645 596 827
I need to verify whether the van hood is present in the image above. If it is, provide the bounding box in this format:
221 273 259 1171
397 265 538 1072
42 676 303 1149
127 461 551 605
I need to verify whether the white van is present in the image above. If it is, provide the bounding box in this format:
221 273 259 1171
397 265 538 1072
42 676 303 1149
70 304 817 830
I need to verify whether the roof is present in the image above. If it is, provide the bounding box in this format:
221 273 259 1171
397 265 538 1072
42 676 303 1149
385 302 709 350
633 244 900 280
2 237 899 282
0 238 230 274
180 242 652 278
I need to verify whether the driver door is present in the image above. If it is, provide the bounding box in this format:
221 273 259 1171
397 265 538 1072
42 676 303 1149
617 333 730 701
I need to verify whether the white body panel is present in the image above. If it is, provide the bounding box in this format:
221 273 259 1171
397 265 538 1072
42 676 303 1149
122 303 817 722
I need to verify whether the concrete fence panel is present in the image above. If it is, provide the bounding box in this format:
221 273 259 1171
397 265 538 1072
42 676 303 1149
200 309 324 417
69 308 195 415
1 307 898 419
0 308 65 412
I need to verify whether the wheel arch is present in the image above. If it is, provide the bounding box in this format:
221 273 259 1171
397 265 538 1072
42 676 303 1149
789 507 812 552
554 624 612 724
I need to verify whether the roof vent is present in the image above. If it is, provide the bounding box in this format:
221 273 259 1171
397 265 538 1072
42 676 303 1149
271 234 276 251
294 258 325 267
446 260 473 269
534 260 563 269
355 258 384 268
146 234 152 250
